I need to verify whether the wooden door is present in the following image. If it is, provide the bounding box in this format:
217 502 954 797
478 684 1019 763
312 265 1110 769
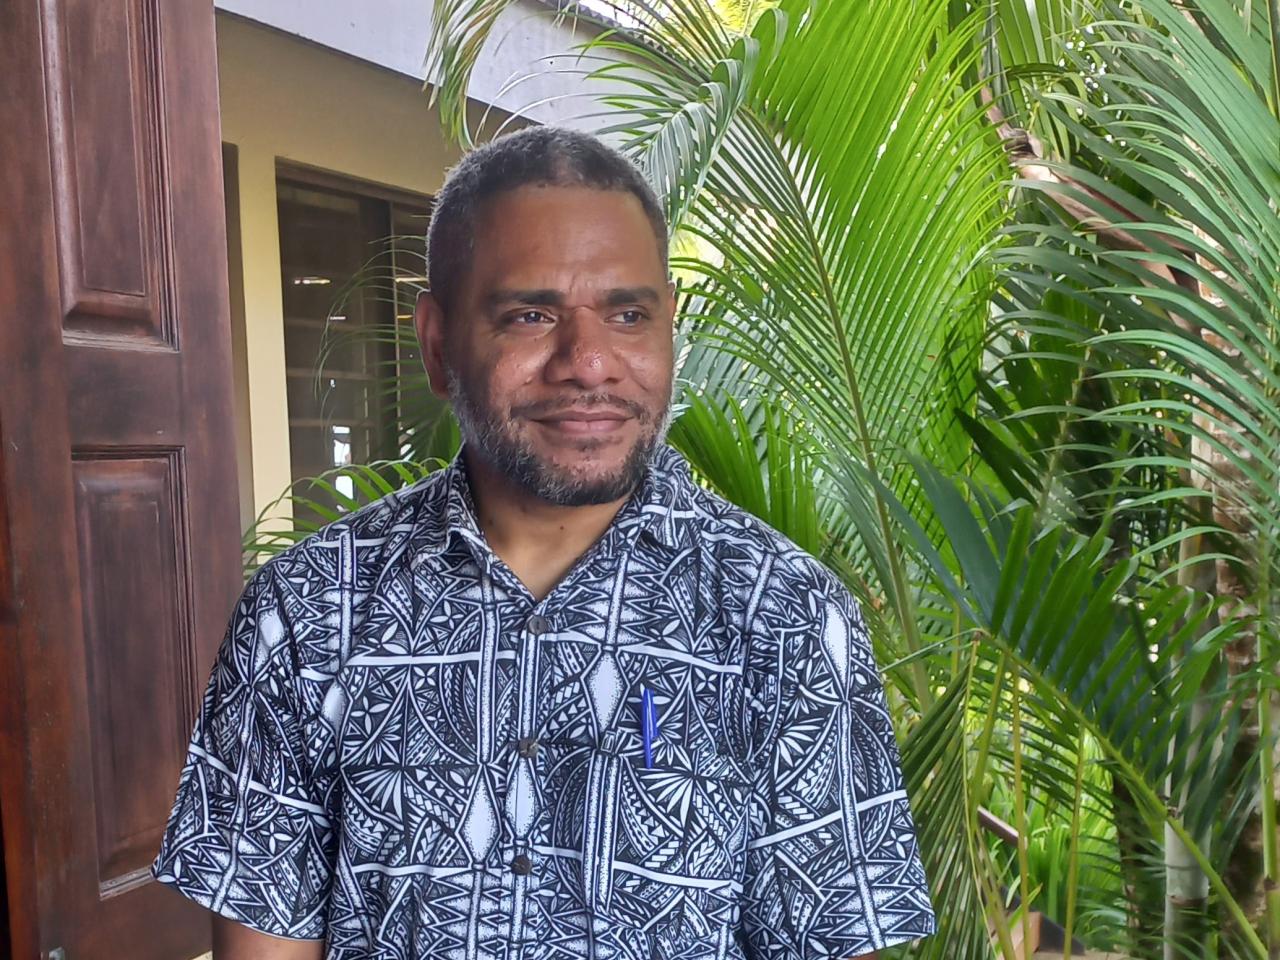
0 2 242 958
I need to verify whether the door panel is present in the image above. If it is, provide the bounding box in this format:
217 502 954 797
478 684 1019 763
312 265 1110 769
71 453 194 895
48 0 171 342
0 1 241 957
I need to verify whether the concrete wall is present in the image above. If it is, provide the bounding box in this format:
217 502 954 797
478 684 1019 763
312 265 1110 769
213 0 613 130
216 13 466 525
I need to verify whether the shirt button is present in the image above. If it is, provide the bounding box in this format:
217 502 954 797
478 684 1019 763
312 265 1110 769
525 614 550 636
510 854 533 875
517 737 540 758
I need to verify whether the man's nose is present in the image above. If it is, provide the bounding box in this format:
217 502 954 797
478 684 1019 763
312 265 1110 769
545 309 622 389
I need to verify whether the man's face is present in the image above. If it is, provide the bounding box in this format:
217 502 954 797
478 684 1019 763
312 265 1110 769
417 184 676 506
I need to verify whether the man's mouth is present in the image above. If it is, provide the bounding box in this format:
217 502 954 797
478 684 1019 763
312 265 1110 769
531 410 632 435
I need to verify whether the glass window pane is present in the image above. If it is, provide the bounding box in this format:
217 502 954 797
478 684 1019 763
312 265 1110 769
390 201 455 462
287 426 330 484
286 374 374 425
278 177 398 515
277 179 440 515
391 203 429 361
284 322 368 375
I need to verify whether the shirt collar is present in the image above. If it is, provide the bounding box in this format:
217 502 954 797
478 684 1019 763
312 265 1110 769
411 453 485 560
630 444 699 551
411 443 698 563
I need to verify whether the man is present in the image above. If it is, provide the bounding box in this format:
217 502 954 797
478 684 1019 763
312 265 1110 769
153 126 935 960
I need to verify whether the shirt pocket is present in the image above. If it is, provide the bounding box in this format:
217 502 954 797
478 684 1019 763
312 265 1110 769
581 748 751 946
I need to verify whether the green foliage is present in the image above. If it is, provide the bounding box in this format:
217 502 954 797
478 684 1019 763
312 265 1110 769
983 738 1124 946
668 391 824 557
251 0 1280 955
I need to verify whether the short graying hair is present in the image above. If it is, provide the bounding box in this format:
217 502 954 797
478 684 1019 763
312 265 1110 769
426 126 669 313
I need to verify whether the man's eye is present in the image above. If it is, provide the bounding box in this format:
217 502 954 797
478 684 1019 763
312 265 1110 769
512 310 551 325
615 309 646 325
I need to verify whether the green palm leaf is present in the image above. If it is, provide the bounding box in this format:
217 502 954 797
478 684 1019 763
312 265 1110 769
406 0 1280 953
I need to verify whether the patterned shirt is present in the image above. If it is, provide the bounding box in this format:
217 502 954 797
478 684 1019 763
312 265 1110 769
153 445 935 959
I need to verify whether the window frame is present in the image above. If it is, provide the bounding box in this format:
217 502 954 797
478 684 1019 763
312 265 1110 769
274 162 434 509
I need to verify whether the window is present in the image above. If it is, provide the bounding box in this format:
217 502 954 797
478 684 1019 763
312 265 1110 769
276 170 434 513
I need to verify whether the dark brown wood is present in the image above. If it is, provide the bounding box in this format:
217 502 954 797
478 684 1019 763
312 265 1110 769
0 415 31 960
71 454 192 890
0 1 242 957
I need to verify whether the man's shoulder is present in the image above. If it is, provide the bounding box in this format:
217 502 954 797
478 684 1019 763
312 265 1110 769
677 478 873 724
256 465 449 581
680 479 845 598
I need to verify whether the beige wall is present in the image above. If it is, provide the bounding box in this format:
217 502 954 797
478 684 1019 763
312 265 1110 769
216 13 463 526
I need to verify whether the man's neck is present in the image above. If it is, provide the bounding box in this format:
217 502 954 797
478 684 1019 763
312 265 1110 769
462 451 633 601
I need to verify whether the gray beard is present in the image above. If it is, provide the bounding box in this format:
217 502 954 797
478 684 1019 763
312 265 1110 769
445 368 672 507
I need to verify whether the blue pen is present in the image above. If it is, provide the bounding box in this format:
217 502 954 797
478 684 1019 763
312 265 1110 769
641 686 659 768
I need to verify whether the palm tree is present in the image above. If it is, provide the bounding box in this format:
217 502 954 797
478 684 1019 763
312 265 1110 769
255 0 1280 954
983 1 1280 952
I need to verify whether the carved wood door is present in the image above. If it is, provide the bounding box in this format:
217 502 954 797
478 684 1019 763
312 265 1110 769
0 1 242 957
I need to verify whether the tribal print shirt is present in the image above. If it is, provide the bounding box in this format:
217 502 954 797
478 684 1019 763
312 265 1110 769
153 445 935 959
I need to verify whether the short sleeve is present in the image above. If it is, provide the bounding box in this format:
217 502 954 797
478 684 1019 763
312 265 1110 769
740 572 936 958
152 563 333 940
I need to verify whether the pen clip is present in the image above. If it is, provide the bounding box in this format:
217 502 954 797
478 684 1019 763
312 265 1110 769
641 686 659 768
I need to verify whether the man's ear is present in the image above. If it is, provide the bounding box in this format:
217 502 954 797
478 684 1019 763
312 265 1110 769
415 289 450 400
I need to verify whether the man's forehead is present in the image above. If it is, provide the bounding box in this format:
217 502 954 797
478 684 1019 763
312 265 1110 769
463 186 668 302
474 187 656 248
472 227 666 286
482 285 664 309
